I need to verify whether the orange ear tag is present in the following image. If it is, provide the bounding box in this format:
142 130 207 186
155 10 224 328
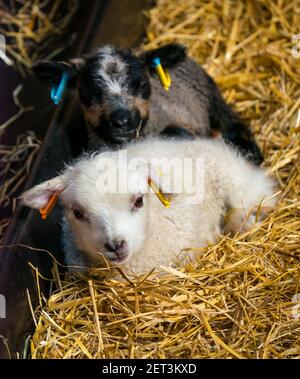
39 192 60 220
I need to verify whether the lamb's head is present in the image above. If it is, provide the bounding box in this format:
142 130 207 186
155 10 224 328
20 152 160 266
32 44 186 145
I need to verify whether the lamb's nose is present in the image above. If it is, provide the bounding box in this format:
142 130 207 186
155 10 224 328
115 239 125 251
111 109 131 129
105 239 127 253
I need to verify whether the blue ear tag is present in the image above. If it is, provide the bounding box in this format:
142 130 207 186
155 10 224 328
151 57 161 68
50 71 69 105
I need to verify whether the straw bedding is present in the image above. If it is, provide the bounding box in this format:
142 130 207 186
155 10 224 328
30 0 300 358
0 0 80 238
0 0 80 73
0 84 40 241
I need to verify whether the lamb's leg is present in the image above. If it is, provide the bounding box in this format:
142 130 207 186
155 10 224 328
206 75 263 165
223 166 276 235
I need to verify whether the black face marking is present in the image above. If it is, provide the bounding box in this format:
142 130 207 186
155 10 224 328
79 46 151 145
79 47 151 108
119 50 151 99
130 75 151 99
79 54 105 107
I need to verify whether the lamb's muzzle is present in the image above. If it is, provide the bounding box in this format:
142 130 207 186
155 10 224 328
104 239 129 263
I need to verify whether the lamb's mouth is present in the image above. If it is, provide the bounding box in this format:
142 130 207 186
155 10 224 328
106 252 129 263
95 118 139 145
109 131 136 145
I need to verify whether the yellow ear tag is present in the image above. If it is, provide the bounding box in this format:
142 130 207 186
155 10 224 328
152 57 171 91
148 177 171 208
39 192 60 220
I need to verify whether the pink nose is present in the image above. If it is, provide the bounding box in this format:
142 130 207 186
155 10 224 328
105 239 128 254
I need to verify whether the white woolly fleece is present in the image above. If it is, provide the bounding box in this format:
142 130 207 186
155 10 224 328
60 138 276 275
20 137 277 275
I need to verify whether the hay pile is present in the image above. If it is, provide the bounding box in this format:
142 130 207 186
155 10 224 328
30 0 300 358
0 130 40 240
0 0 79 235
0 0 79 73
0 85 40 241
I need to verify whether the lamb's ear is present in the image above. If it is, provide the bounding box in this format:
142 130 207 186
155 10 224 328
20 176 66 210
32 58 85 87
142 43 186 73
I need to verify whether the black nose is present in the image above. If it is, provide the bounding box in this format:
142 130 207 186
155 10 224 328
105 239 127 253
111 109 131 129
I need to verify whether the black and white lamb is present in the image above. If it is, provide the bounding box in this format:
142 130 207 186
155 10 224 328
21 137 276 276
32 44 263 164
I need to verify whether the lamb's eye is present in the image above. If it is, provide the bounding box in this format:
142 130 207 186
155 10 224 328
140 80 148 91
131 77 148 94
134 196 144 209
73 208 84 220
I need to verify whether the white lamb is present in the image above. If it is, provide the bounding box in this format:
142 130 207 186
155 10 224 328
20 138 277 275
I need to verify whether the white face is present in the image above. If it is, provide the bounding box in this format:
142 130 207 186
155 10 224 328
61 158 149 265
64 192 148 264
19 151 151 266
